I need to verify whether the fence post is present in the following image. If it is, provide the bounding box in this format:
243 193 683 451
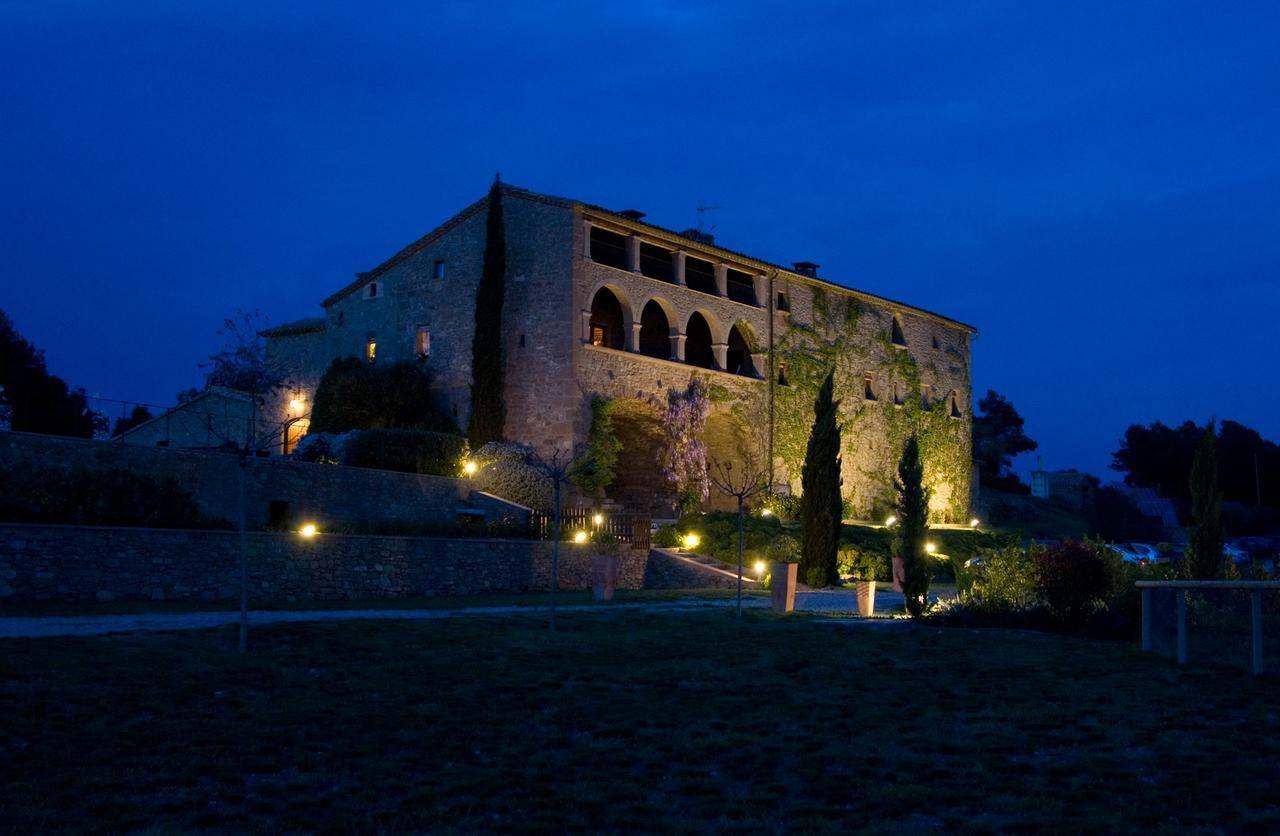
1141 588 1152 652
1176 591 1186 666
1252 590 1263 676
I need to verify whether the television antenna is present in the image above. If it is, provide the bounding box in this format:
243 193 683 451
696 204 722 234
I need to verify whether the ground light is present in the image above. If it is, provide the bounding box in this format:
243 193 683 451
462 460 477 476
592 513 604 526
885 515 897 527
754 560 766 578
298 523 318 539
760 508 772 517
970 518 981 528
573 531 587 543
682 533 700 551
925 542 938 554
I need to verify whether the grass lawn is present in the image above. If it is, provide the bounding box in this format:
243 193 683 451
2 611 1278 833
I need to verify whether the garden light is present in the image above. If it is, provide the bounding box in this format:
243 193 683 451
970 518 981 528
592 513 604 526
760 508 773 517
754 560 766 578
462 460 477 476
573 531 588 543
298 523 318 539
884 515 897 527
682 533 700 550
925 542 938 554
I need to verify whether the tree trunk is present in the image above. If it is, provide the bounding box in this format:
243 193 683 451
736 496 744 619
550 481 561 632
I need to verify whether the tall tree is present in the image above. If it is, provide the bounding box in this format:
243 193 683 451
896 434 932 617
972 389 1037 493
1185 421 1224 580
0 308 98 438
799 369 841 588
468 177 507 447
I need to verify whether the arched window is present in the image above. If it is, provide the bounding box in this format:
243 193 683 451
726 324 756 376
950 391 963 419
638 300 671 359
685 312 715 369
588 287 627 350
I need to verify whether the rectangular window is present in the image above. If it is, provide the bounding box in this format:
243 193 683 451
589 227 629 270
776 292 790 312
364 281 379 299
726 268 758 306
366 338 377 363
433 260 445 279
684 256 717 295
864 374 877 401
416 326 430 358
639 242 674 282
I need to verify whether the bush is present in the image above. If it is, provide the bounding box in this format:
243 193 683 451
310 357 456 434
1033 540 1115 625
343 429 466 476
653 525 681 548
961 545 1037 612
764 494 802 521
0 464 229 529
765 534 800 564
472 442 553 511
838 544 888 581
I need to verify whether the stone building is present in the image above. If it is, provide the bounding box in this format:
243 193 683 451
263 184 977 520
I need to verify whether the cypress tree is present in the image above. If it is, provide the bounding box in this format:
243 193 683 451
1185 421 1224 580
896 434 932 617
799 369 842 588
468 177 507 447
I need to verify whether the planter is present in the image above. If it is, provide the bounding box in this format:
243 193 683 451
590 552 619 602
771 562 798 613
853 579 877 617
892 557 905 592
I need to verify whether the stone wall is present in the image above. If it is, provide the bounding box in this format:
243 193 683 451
0 523 647 602
0 431 524 531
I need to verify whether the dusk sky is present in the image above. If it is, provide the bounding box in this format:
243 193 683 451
2 1 1277 479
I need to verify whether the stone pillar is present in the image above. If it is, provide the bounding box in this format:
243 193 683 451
750 352 769 378
673 251 687 286
580 309 593 343
753 274 768 308
712 342 728 370
627 236 642 273
583 220 593 260
714 263 728 297
672 333 687 363
628 321 642 352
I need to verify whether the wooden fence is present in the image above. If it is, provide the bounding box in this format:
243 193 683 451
529 508 651 550
1137 580 1280 675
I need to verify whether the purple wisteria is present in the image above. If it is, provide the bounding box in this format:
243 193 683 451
660 378 711 513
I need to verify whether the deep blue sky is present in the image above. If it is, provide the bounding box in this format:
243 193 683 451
3 1 1277 478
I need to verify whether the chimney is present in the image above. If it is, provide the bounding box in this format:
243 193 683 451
792 261 820 278
617 209 646 221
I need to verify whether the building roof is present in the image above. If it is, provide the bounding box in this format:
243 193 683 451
318 183 978 333
259 317 326 338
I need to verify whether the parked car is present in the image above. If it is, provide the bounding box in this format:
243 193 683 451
1105 542 1159 566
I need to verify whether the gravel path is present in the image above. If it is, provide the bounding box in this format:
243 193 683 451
0 588 935 639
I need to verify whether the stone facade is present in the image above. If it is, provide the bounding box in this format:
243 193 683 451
0 430 525 531
0 523 732 603
263 184 976 520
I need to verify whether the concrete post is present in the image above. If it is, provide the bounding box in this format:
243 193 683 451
712 342 728 371
672 333 687 362
714 263 728 297
673 251 687 286
627 235 642 273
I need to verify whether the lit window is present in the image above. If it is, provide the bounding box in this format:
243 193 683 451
433 260 445 279
416 326 431 358
366 338 377 363
590 325 606 347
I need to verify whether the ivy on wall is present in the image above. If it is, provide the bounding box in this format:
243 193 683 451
732 295 971 523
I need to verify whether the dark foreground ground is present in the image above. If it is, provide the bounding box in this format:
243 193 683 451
1 610 1277 833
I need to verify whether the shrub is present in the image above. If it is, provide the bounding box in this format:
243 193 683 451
962 545 1037 612
765 494 802 521
310 357 456 434
766 534 800 564
1033 540 1115 625
839 545 887 581
0 464 229 529
343 429 466 476
653 525 681 548
472 442 552 511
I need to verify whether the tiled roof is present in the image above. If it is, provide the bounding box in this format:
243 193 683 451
259 317 325 337
316 183 977 333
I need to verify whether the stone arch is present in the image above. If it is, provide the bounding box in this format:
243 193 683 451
586 284 632 350
638 297 676 359
684 310 718 369
725 321 758 377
